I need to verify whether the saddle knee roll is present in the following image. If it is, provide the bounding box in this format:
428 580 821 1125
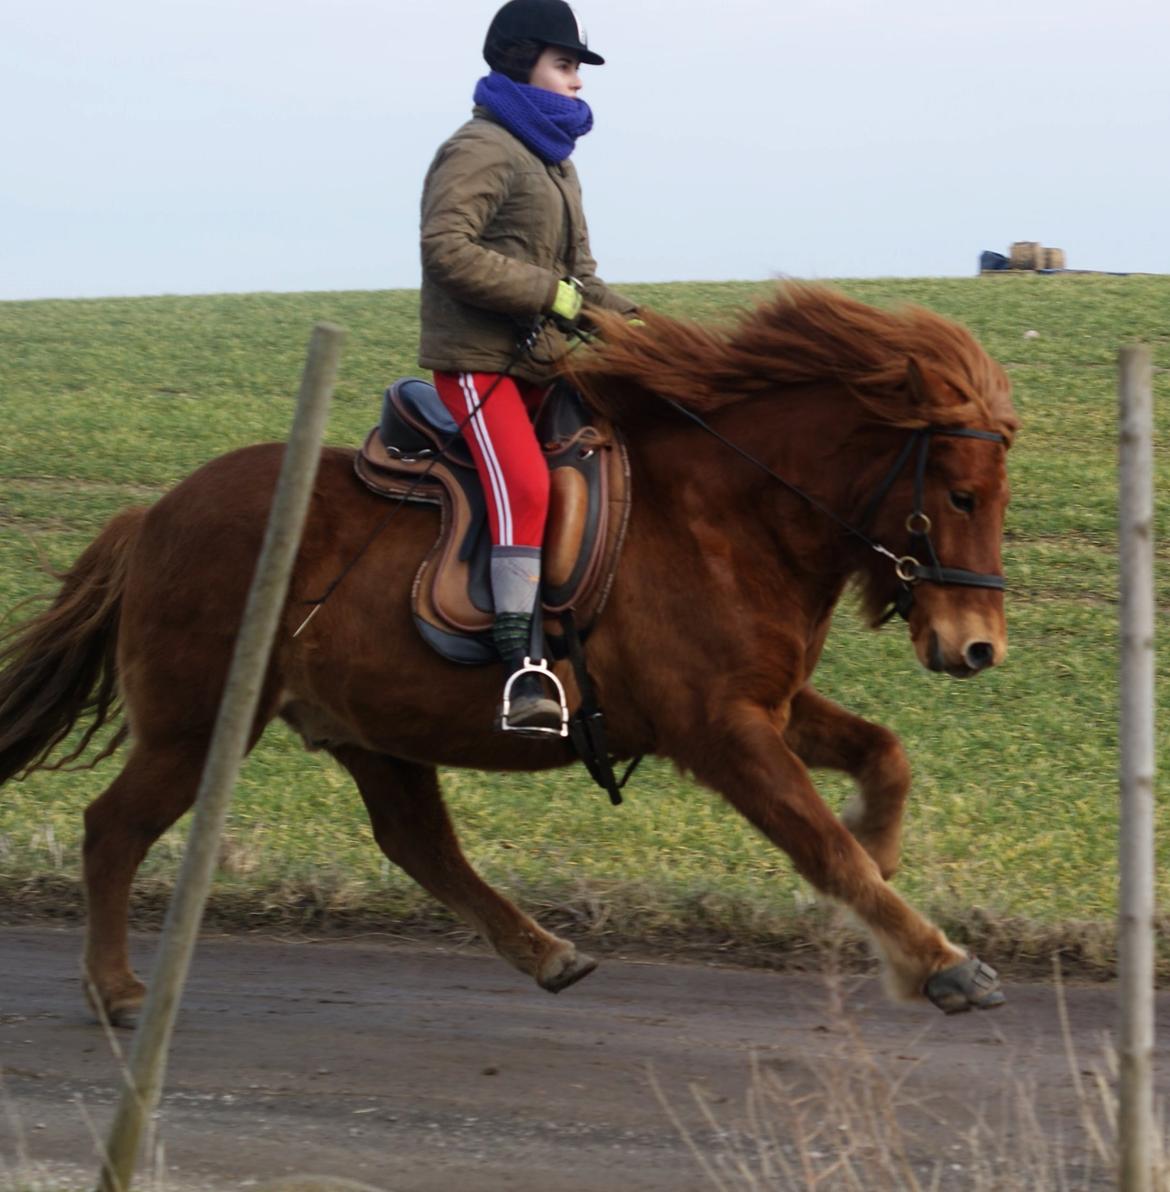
544 467 588 590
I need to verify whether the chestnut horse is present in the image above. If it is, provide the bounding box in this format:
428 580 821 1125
0 284 1017 1024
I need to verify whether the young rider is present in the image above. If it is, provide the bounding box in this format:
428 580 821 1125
419 0 636 733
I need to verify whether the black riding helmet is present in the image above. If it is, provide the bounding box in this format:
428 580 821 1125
484 0 605 83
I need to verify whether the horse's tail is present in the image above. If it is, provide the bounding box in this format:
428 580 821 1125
0 507 146 785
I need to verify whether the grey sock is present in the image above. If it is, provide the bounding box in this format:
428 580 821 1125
490 546 542 615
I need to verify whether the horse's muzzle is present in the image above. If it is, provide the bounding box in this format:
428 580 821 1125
927 632 999 678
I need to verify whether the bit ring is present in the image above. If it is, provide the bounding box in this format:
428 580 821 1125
896 556 922 583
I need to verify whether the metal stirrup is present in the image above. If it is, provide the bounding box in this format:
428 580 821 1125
500 658 570 738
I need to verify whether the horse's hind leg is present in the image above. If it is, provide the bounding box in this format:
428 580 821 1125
333 746 596 993
784 685 909 880
82 738 205 1025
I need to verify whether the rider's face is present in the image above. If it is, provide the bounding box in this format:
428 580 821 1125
528 47 583 98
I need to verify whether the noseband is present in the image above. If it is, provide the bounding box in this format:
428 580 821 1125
657 398 1007 623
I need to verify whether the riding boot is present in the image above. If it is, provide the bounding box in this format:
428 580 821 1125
493 612 562 733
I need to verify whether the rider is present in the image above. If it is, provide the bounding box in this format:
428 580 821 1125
419 0 637 733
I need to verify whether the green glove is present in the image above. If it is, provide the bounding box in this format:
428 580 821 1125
550 277 584 324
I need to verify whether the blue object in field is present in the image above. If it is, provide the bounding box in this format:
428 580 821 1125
979 250 1010 272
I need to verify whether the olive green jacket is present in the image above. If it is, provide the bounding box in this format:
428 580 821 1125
418 108 636 384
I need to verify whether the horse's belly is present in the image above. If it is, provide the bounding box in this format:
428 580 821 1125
279 697 375 753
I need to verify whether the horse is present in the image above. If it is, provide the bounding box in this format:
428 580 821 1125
0 283 1017 1025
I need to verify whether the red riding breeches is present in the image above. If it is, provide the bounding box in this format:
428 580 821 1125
433 371 551 550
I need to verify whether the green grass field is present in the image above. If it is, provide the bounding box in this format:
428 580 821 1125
1 275 1167 972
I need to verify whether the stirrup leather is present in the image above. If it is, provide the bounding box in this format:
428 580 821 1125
500 659 570 739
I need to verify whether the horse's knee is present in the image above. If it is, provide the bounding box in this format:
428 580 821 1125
840 729 910 879
859 726 911 800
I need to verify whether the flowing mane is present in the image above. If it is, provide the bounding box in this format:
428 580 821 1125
564 283 1017 439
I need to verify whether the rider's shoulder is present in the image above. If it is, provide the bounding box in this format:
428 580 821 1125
433 110 525 166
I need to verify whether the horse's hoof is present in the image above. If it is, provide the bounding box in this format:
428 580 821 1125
106 1000 143 1030
84 976 145 1029
538 949 598 994
924 956 1005 1014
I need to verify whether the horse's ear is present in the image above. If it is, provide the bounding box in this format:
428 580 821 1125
906 356 973 414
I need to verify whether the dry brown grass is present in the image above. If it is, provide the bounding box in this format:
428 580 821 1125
651 966 1169 1191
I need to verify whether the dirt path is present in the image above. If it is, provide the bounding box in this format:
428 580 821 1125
2 927 1164 1191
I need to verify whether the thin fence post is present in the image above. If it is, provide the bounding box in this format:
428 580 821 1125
96 323 345 1192
1118 342 1155 1192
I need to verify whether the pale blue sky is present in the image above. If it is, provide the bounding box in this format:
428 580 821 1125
2 0 1167 300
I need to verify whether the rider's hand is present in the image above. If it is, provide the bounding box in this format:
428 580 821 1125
549 277 584 327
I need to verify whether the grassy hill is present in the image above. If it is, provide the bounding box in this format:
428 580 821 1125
1 275 1167 975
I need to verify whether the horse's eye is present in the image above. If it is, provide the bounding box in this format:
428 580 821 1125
949 491 976 514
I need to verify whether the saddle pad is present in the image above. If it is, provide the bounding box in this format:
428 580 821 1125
355 381 631 664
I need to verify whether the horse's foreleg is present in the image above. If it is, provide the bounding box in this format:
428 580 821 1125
688 703 1000 1010
333 746 596 994
82 739 206 1025
784 685 909 880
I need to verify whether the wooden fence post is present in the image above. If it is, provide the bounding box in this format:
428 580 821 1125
96 323 345 1192
1118 343 1155 1191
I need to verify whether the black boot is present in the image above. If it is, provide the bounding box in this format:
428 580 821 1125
493 613 562 734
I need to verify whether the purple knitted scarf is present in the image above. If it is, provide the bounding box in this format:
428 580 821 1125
473 71 593 164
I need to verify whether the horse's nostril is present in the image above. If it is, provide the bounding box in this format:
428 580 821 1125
965 641 995 671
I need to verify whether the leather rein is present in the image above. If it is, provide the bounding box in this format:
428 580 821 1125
656 398 1007 623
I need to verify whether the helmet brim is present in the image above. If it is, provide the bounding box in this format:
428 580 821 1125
548 41 604 66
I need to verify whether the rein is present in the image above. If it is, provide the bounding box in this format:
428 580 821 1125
656 396 1007 622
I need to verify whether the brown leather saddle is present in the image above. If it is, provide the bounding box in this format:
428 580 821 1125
354 379 631 665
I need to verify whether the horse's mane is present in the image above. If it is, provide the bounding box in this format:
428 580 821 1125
563 283 1017 440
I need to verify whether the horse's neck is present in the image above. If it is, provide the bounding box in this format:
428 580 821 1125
730 383 861 489
624 416 850 693
634 383 863 526
628 384 862 604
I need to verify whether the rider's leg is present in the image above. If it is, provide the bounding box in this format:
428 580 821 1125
433 371 560 730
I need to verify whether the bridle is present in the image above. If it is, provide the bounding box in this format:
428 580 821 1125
859 426 1008 622
656 398 1008 623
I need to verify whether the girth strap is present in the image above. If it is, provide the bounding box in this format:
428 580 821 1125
560 609 643 807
